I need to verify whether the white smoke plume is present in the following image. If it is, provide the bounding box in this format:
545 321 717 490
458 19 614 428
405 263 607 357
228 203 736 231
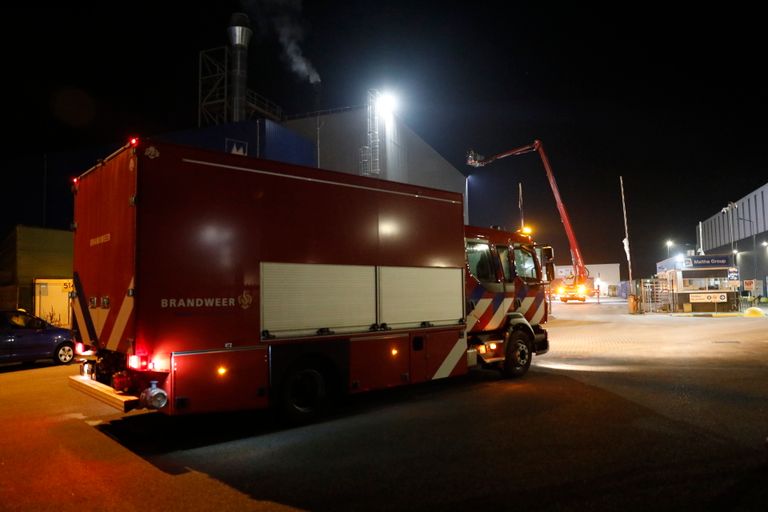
241 0 321 84
274 15 321 84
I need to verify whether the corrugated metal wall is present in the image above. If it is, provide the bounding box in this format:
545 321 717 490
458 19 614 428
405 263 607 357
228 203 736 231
284 109 466 194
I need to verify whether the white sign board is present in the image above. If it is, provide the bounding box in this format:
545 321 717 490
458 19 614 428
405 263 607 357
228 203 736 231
743 279 755 291
689 293 728 303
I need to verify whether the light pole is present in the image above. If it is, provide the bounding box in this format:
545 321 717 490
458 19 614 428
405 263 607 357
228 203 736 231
736 215 757 292
464 174 470 224
721 203 740 310
721 202 738 252
666 240 673 257
723 202 758 296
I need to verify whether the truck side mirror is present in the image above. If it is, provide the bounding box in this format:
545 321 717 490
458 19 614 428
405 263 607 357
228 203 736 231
541 246 555 283
545 261 555 283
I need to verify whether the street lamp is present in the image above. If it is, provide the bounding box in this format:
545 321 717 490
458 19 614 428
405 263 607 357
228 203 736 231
723 201 758 294
666 240 673 257
736 215 757 287
721 202 738 252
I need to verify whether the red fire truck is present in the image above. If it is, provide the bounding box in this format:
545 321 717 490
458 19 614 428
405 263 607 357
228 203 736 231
68 139 549 422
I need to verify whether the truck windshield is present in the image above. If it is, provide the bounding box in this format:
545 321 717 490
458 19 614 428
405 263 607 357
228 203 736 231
466 242 495 282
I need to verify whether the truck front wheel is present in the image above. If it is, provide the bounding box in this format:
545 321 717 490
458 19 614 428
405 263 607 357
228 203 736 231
279 363 329 424
502 330 532 378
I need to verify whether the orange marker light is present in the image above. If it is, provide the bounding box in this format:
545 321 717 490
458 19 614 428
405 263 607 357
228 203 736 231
217 367 227 376
391 348 398 357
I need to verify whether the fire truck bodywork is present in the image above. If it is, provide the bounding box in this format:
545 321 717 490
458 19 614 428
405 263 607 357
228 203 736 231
69 140 547 419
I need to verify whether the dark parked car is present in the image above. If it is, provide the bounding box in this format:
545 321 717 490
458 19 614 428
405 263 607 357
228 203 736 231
1 310 74 365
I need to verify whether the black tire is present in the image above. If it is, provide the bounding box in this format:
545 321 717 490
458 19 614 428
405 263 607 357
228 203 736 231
502 329 532 378
54 342 75 365
279 363 329 424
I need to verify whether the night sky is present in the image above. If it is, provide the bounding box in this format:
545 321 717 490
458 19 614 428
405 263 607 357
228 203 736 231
2 3 766 278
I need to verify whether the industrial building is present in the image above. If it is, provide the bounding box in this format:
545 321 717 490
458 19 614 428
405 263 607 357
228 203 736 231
284 100 465 195
0 226 73 327
696 181 768 297
642 181 767 313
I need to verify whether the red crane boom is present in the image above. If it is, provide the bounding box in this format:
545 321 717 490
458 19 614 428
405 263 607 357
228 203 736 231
467 139 588 284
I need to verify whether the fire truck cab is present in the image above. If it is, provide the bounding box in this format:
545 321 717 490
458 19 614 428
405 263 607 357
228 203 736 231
464 225 549 378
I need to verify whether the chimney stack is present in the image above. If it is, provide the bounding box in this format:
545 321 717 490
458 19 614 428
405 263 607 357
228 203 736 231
227 13 252 123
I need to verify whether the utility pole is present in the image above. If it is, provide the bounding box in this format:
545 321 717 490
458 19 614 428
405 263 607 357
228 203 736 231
42 153 48 227
620 176 633 292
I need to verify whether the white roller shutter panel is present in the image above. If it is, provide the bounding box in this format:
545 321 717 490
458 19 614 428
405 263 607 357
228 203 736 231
379 266 464 328
261 263 376 334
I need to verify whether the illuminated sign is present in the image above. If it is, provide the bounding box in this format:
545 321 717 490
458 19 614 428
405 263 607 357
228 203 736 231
683 255 733 268
689 293 728 303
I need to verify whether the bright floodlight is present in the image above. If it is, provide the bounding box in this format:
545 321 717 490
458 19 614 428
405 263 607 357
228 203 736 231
665 240 674 248
376 92 398 115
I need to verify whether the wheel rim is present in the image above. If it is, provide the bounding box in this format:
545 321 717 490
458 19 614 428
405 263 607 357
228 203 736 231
514 340 530 367
288 369 324 413
58 345 74 363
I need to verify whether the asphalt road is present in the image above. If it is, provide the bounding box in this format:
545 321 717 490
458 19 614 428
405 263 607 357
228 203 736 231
1 301 766 511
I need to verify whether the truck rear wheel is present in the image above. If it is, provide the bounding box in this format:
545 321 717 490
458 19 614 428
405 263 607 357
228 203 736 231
279 363 329 424
502 330 532 378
